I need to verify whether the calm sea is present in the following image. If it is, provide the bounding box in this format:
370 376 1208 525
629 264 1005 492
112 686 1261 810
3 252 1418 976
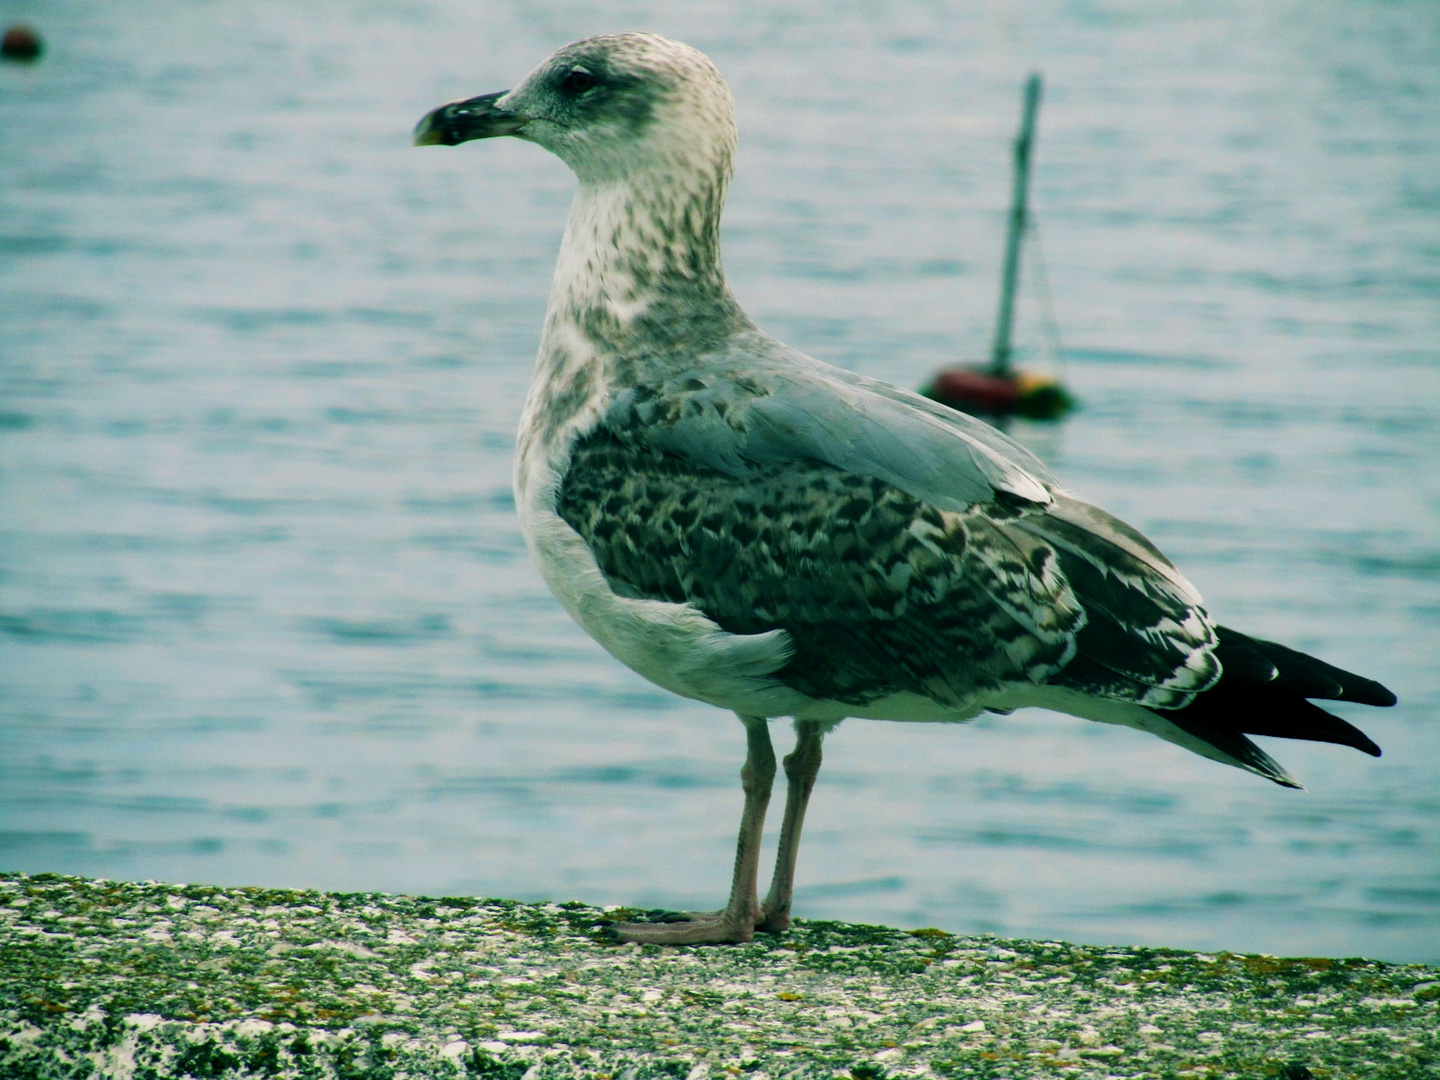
2 0 1437 963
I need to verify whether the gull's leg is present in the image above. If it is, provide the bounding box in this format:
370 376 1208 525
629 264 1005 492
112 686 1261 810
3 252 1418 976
758 720 826 933
610 714 775 945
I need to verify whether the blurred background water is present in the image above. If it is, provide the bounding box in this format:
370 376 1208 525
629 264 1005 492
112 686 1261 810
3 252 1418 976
2 0 1437 964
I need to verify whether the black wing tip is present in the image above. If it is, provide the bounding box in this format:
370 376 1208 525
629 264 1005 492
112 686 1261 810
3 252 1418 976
1215 625 1398 708
1169 637 1390 763
1348 681 1398 709
1332 724 1383 758
1232 701 1384 759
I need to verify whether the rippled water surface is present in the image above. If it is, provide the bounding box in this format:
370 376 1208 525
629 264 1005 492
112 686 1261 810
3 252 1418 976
2 0 1437 963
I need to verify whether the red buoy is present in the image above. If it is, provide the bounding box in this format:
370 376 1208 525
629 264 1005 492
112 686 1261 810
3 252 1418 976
926 369 1022 413
922 365 1076 421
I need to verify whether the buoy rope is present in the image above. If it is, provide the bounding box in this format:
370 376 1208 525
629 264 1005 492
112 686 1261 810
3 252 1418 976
1025 214 1067 377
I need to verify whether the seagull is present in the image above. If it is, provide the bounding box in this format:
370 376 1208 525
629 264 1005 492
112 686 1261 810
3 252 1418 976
414 33 1397 945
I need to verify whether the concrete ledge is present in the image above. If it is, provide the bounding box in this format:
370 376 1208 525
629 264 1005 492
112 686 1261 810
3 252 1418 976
2 872 1436 1079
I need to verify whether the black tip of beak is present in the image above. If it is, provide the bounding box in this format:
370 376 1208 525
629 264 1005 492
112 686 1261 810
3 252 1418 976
413 91 526 147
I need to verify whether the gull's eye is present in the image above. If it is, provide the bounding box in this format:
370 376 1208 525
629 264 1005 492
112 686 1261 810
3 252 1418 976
559 68 597 96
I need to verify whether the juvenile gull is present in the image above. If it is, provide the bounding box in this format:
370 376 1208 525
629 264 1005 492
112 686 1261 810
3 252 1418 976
414 33 1397 945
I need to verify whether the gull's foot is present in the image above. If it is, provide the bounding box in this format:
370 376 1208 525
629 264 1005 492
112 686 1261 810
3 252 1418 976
606 908 758 945
756 908 792 934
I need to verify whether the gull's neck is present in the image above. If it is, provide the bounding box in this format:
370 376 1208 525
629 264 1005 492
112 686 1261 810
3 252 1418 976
518 160 753 477
553 176 729 319
543 161 751 373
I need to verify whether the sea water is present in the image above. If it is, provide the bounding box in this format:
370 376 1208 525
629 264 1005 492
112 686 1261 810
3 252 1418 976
1 0 1436 962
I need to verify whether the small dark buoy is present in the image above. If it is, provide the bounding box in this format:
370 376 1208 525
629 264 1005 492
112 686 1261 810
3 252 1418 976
1 23 43 62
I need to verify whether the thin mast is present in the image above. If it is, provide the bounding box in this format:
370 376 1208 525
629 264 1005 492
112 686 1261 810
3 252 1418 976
989 73 1042 378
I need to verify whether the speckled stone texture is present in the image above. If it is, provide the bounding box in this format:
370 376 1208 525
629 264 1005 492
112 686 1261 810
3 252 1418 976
1 872 1436 1079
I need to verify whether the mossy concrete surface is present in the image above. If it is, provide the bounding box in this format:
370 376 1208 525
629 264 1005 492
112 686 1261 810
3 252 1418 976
1 872 1436 1079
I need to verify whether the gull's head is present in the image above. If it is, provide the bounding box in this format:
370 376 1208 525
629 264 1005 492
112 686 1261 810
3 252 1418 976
414 33 737 187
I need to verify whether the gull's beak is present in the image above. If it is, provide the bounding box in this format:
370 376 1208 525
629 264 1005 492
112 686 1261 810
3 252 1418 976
413 91 527 146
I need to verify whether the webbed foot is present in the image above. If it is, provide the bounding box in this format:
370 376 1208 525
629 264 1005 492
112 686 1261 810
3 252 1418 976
606 908 758 945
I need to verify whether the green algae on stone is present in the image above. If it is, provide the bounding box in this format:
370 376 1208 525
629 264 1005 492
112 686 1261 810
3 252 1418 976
2 872 1437 1079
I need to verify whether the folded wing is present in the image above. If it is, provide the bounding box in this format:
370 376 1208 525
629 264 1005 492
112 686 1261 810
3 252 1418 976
559 361 1390 783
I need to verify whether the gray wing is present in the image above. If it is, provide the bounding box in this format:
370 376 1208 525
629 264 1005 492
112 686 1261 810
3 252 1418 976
607 345 1053 511
558 374 1219 709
